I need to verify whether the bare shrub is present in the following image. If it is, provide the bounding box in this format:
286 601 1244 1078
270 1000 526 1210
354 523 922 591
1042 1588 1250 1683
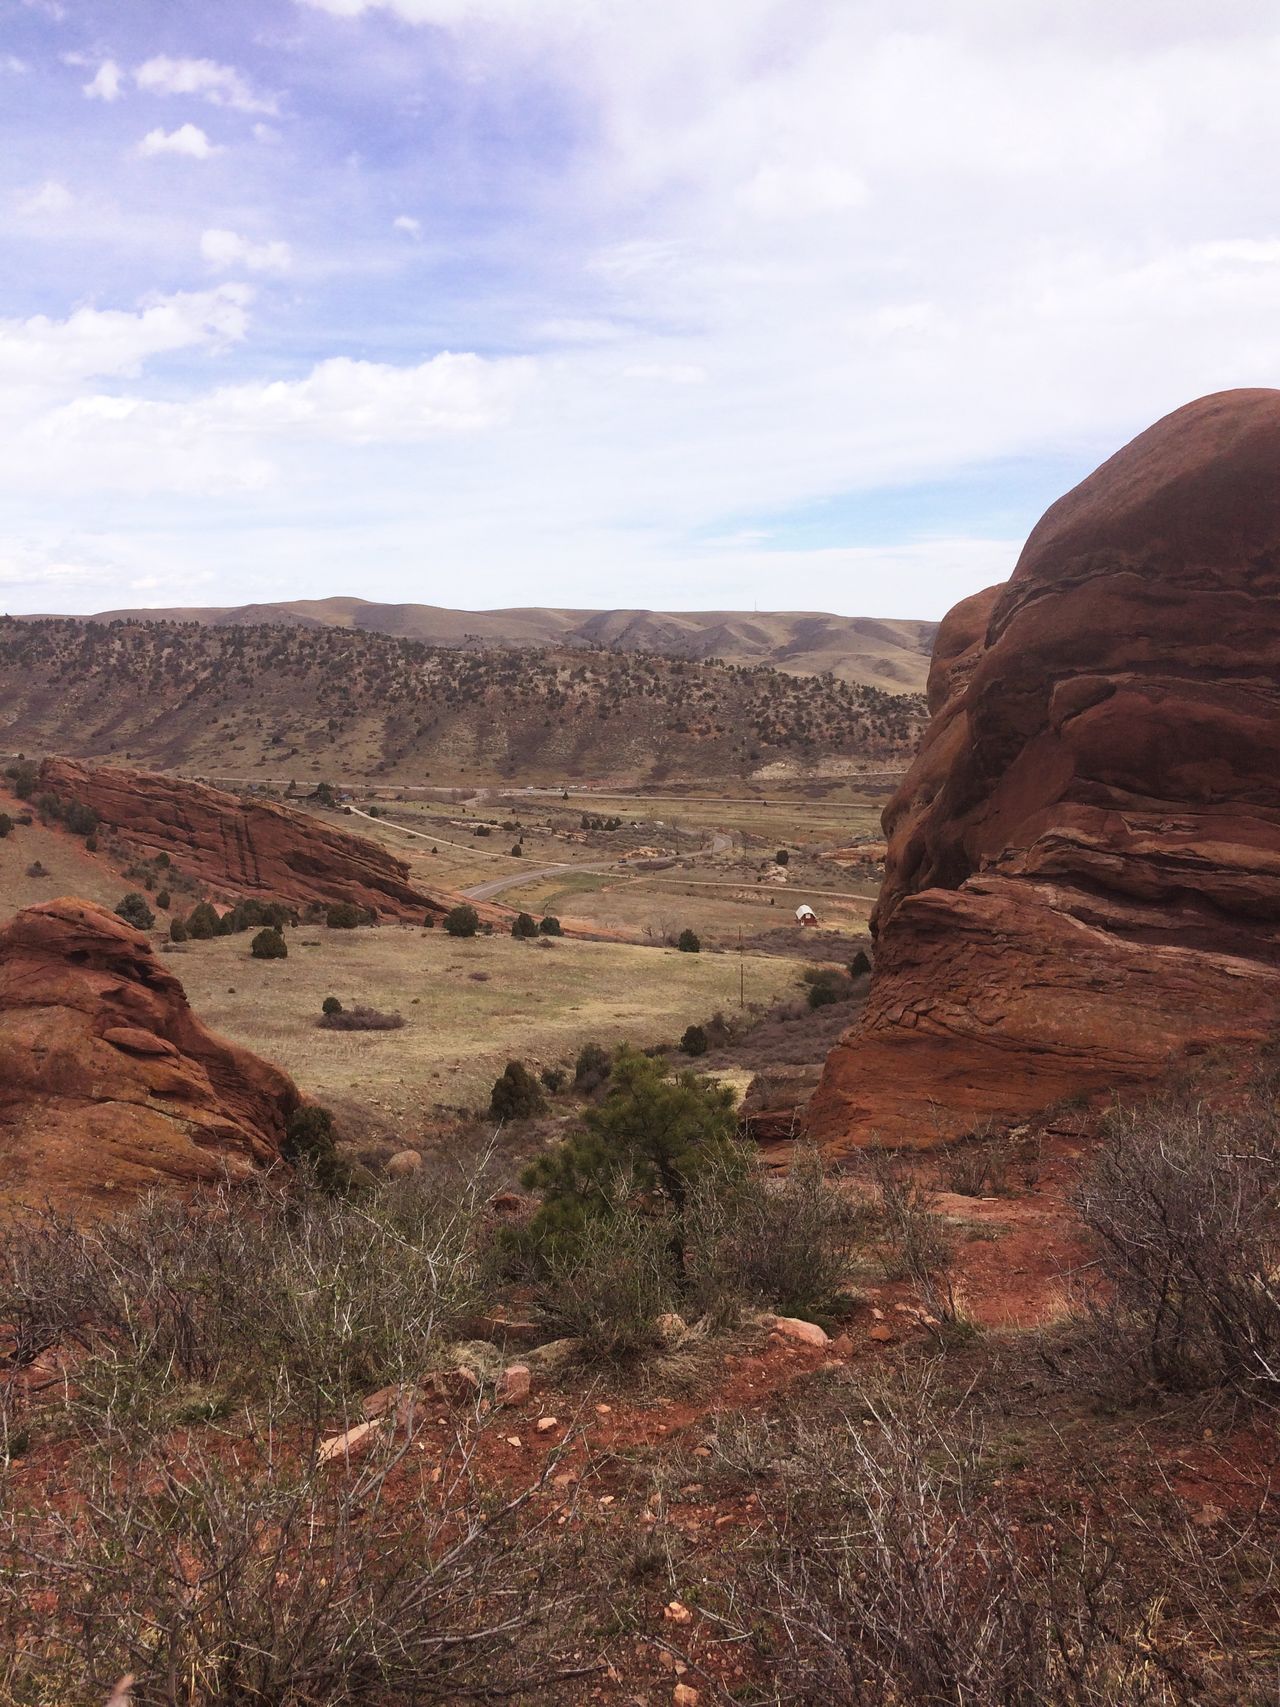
720 1379 1265 1706
533 1207 677 1362
0 1421 584 1703
862 1150 963 1325
686 1147 864 1325
0 1172 491 1425
939 1122 1013 1197
1072 1094 1280 1397
318 1005 406 1031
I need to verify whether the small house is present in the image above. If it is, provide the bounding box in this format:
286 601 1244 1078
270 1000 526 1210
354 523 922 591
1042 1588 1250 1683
795 903 819 927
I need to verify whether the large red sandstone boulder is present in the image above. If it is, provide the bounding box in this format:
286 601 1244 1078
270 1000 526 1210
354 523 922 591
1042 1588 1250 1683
810 389 1280 1151
0 898 301 1211
38 756 501 924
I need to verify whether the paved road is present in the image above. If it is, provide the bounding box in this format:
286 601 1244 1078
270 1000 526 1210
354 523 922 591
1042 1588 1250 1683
462 859 617 902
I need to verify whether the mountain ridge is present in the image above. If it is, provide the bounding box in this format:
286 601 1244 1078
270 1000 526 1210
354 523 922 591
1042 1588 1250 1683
23 598 938 694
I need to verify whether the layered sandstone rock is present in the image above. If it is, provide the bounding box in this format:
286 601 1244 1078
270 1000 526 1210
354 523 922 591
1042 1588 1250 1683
38 756 496 923
0 898 300 1210
810 389 1280 1150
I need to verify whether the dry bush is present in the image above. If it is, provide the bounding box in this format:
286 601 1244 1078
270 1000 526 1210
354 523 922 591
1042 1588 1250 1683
0 1171 492 1426
685 1147 865 1325
318 1005 406 1031
1069 1094 1280 1398
533 1206 677 1362
716 1379 1272 1706
938 1122 1014 1197
0 1418 587 1704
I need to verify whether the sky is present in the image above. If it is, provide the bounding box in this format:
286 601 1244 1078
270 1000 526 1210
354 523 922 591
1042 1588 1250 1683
3 1 1280 622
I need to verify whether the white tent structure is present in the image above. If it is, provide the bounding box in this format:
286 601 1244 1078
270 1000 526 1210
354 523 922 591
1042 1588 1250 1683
795 903 819 926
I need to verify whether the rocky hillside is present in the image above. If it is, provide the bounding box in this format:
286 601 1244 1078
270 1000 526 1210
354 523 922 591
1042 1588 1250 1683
54 598 938 693
810 387 1280 1151
35 756 507 924
0 898 299 1212
0 618 925 783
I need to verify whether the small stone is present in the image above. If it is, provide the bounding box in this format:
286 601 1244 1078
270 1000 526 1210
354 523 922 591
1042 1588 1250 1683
770 1316 831 1348
673 1684 700 1705
831 1334 853 1356
536 1415 558 1432
664 1600 693 1625
596 1403 612 1414
496 1363 531 1405
656 1311 688 1343
385 1149 422 1178
316 1418 381 1464
504 1435 522 1448
868 1324 895 1343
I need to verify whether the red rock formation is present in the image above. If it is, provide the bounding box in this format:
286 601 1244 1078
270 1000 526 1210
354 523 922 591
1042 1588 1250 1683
810 389 1280 1150
0 898 301 1211
38 756 502 924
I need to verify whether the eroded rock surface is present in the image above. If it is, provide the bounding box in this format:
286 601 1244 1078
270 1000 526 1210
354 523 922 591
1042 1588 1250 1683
0 898 300 1210
810 389 1280 1150
39 756 486 922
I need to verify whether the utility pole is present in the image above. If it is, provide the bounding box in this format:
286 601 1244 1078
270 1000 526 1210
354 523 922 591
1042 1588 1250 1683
738 925 745 1009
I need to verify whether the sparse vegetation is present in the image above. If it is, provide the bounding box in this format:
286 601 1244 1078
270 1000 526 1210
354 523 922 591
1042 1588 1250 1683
573 1040 612 1094
322 994 343 1016
511 910 539 939
250 926 288 959
1067 1092 1280 1398
538 914 563 935
676 928 701 953
0 618 926 786
489 1059 546 1122
522 1046 737 1255
443 903 480 938
114 891 155 931
318 1004 406 1032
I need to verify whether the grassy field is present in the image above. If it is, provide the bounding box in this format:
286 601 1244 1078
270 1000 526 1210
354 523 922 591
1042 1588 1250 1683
170 923 815 1133
309 788 886 942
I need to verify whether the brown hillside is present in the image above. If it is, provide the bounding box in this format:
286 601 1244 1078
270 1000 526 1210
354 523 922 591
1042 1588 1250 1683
810 387 1280 1152
47 598 938 693
0 618 925 784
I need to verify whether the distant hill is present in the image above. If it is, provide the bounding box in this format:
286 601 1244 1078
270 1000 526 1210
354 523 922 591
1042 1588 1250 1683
49 598 938 694
0 617 926 785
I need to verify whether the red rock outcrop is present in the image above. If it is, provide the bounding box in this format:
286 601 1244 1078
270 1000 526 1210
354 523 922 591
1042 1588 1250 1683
37 756 502 924
810 389 1280 1150
0 898 302 1211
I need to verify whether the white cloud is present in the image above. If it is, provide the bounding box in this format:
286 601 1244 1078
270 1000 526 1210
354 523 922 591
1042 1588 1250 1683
1 54 28 74
138 123 218 160
201 228 292 273
392 214 422 238
622 363 707 384
49 349 530 449
0 350 532 503
17 179 73 216
83 59 122 101
0 287 251 395
135 55 276 115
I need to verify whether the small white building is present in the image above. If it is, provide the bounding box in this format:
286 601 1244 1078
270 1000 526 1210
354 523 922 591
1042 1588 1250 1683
795 903 819 927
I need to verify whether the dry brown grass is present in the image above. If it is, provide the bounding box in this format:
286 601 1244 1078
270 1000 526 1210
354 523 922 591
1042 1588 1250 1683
170 925 810 1121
